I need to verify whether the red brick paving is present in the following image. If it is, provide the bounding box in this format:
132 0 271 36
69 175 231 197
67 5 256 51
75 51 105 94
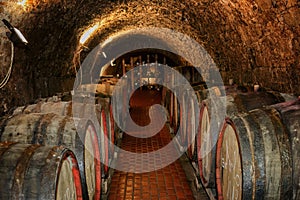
108 89 195 200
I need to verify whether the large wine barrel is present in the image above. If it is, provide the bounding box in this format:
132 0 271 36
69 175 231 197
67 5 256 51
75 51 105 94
170 91 177 131
186 92 198 160
163 89 173 127
0 114 101 200
172 87 182 134
100 107 109 177
271 98 300 199
111 83 125 134
0 142 83 199
108 104 115 159
197 90 288 188
184 84 210 160
110 80 129 132
215 109 292 200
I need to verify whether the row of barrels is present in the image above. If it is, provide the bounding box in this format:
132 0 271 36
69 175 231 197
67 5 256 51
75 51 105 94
0 97 118 200
164 85 299 199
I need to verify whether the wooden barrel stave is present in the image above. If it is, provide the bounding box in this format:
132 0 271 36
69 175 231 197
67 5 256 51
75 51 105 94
173 93 179 133
271 99 300 199
251 109 288 199
0 143 83 200
100 108 110 177
179 91 186 148
240 112 266 199
111 83 126 132
186 94 198 160
266 109 293 199
108 104 115 161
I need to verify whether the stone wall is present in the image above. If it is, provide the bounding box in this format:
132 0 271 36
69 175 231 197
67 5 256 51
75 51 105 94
0 0 299 114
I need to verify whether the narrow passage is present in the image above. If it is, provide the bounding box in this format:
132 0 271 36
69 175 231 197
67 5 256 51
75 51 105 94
109 89 195 200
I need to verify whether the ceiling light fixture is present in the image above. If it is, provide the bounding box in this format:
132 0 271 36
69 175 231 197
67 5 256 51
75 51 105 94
17 0 27 7
79 24 99 45
1 19 28 89
2 19 28 47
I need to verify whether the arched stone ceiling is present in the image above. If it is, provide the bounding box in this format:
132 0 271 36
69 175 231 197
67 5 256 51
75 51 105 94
0 0 299 101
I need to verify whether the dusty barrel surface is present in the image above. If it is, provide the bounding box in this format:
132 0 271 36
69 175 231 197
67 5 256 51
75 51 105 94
271 98 300 199
12 100 102 120
0 114 101 200
197 90 287 188
215 109 292 200
13 101 73 116
225 90 286 115
0 142 82 200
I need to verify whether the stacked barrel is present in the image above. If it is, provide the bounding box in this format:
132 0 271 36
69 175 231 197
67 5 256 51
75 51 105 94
163 66 299 200
197 88 298 199
0 88 119 199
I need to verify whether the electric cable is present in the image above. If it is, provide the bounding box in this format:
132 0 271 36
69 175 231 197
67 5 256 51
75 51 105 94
0 42 14 89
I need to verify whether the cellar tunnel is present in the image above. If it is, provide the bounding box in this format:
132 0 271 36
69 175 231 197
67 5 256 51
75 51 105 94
0 0 299 112
0 0 299 200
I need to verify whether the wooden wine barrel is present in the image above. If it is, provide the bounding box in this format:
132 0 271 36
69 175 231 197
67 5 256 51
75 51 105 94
170 85 191 140
100 108 110 177
196 95 224 188
108 104 115 159
186 93 198 160
0 114 101 200
163 89 173 126
183 84 208 160
176 87 198 156
271 98 300 199
179 91 187 148
171 91 179 131
110 84 125 134
197 90 287 188
215 109 292 200
177 86 221 163
0 142 83 199
118 82 130 130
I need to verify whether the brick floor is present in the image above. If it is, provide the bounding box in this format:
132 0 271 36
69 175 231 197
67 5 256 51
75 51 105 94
108 89 196 200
